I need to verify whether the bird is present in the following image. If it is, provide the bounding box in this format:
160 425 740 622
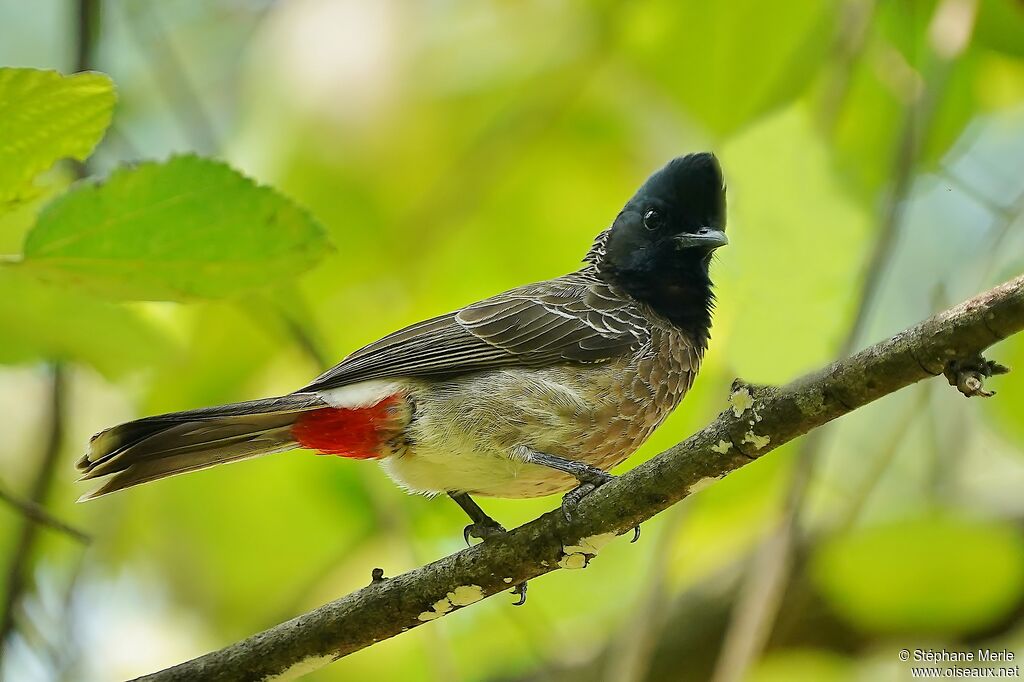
77 152 728 603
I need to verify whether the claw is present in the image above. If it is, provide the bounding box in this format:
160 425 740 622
511 581 528 606
631 525 641 543
560 470 616 523
463 520 507 546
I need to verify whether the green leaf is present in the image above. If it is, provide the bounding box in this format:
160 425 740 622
0 267 169 377
811 517 1024 635
0 68 115 205
19 155 331 301
620 0 835 137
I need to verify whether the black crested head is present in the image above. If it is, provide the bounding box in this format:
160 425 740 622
588 153 727 345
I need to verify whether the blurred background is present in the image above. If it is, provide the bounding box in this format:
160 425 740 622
1 1 1023 680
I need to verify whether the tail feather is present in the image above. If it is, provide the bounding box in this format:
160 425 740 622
77 393 326 501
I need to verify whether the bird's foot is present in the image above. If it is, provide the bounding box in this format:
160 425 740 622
450 491 506 546
560 469 613 523
944 354 1010 398
458 514 527 605
561 475 638 540
517 449 641 540
463 518 507 546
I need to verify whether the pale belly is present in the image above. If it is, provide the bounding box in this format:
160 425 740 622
379 359 689 498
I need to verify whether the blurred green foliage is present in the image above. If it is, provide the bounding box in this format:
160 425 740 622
0 1 1023 681
0 267 168 377
812 517 1024 634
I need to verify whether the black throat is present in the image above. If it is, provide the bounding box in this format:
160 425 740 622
596 253 715 349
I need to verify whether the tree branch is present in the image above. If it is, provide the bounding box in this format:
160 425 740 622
138 273 1024 682
0 482 89 544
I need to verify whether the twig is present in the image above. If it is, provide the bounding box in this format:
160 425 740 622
0 365 67 660
74 0 99 77
275 307 332 373
135 272 1024 681
0 482 89 544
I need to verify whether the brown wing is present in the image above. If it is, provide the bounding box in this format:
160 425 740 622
300 272 651 392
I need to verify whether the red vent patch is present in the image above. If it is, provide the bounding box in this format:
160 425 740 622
292 395 403 459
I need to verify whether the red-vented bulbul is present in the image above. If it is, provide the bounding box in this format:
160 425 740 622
78 153 728 600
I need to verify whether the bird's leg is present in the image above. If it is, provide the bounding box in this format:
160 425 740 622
448 491 506 544
517 448 640 540
447 492 528 605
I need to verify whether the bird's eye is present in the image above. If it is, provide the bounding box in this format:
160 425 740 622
643 208 662 231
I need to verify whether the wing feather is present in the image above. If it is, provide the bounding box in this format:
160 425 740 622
301 272 650 391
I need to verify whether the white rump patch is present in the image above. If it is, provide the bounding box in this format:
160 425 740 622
318 380 406 408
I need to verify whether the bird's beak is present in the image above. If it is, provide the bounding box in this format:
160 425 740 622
675 228 728 250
